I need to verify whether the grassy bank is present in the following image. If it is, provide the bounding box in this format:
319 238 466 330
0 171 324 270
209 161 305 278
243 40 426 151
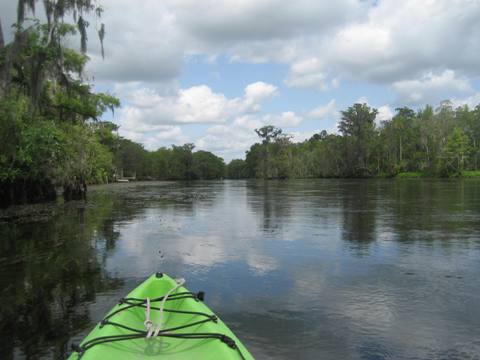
395 171 480 178
460 171 480 178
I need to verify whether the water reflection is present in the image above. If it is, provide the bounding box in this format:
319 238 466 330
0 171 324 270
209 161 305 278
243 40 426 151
339 180 378 253
0 194 130 359
246 180 294 233
1 180 480 359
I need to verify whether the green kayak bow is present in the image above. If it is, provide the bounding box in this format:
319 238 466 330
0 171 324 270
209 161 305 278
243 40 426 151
68 273 254 359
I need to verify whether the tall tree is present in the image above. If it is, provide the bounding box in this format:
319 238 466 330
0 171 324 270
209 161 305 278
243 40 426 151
457 104 480 170
255 125 283 144
443 127 471 174
338 103 378 175
252 125 283 178
381 106 419 173
170 143 195 180
394 107 416 165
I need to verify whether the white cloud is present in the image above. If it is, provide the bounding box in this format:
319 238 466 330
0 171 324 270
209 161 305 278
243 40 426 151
280 0 480 89
176 86 233 123
356 96 369 104
73 0 366 83
170 0 364 44
4 0 480 89
84 1 185 82
243 81 279 111
392 70 472 104
376 105 393 125
290 129 322 143
307 99 337 120
261 111 303 127
232 112 303 130
6 0 480 111
377 105 393 121
117 81 278 131
285 58 329 90
114 81 298 154
119 125 186 151
196 123 256 161
451 93 480 110
329 23 393 78
116 85 230 130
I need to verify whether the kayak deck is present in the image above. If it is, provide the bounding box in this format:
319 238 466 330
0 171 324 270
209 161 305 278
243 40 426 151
68 273 253 359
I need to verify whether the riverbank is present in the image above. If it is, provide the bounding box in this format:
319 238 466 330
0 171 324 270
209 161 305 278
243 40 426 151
394 171 480 178
0 181 173 222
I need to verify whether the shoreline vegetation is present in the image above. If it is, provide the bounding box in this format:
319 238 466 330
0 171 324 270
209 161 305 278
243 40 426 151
2 2 480 208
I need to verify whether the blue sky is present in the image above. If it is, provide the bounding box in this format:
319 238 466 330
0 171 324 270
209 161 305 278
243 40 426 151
2 0 480 161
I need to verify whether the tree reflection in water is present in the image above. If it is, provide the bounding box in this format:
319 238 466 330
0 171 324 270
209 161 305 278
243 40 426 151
0 193 132 359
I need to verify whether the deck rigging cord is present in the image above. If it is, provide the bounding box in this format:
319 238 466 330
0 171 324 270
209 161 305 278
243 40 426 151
70 277 247 360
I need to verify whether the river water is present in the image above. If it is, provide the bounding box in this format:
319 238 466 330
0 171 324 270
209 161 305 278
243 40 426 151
1 179 480 359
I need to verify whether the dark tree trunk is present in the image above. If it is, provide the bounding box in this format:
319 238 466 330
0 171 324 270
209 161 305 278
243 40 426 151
0 18 4 49
63 179 87 201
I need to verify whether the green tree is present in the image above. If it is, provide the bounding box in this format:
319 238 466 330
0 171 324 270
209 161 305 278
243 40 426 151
114 139 148 179
304 132 346 177
338 103 378 176
255 125 283 144
0 0 119 206
150 147 172 180
169 143 195 180
380 106 420 174
442 127 471 174
456 105 480 170
244 143 264 178
192 151 225 179
251 125 285 178
226 159 248 179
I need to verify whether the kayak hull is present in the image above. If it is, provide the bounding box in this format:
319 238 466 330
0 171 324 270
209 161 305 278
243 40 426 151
68 273 254 360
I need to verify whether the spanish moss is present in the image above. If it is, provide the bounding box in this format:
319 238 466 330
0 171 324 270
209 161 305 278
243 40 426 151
17 0 26 23
15 0 104 54
77 15 88 53
99 23 105 59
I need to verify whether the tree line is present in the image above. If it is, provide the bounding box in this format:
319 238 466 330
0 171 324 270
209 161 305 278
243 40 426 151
103 99 480 183
227 102 480 179
112 138 225 181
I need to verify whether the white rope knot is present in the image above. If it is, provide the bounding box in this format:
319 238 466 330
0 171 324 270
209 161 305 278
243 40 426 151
144 297 155 337
144 278 186 338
